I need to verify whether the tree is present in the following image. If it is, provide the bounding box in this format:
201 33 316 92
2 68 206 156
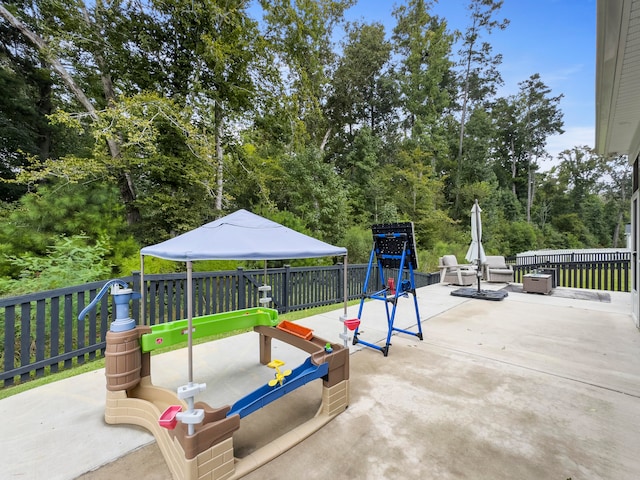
392 0 455 160
0 235 112 295
325 22 399 224
258 0 355 150
556 146 606 212
0 42 44 200
451 106 498 216
0 180 137 278
1 1 269 232
0 1 141 223
492 74 563 221
555 147 629 247
453 0 508 212
338 128 384 224
268 146 350 244
382 144 453 249
602 155 632 247
165 0 263 211
327 22 395 136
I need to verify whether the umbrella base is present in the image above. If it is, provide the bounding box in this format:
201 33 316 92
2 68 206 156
450 287 508 301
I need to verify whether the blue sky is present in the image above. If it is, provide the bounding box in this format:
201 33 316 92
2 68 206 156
343 0 597 168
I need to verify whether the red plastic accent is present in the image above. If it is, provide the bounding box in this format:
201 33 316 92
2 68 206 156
387 278 396 295
159 405 182 430
344 319 360 331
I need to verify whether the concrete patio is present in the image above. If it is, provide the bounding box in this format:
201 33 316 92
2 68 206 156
2 282 639 480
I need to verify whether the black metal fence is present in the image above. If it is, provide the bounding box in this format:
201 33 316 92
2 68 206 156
508 252 631 292
2 254 632 389
514 251 630 265
0 264 436 388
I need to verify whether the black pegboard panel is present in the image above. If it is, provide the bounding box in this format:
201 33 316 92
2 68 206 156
371 222 418 269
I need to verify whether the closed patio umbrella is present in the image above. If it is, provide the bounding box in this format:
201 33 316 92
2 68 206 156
465 199 487 267
451 200 507 301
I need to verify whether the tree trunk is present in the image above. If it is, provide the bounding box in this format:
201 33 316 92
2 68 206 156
1 3 141 225
455 44 473 213
215 101 224 211
510 139 517 196
0 5 98 119
36 61 52 160
319 127 331 152
612 211 623 248
526 165 534 223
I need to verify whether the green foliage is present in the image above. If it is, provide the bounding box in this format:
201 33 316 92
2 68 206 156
248 208 335 267
0 0 630 287
421 240 469 272
0 235 111 296
452 0 508 215
491 74 564 215
539 224 570 249
259 0 356 145
335 128 384 224
327 22 394 136
269 147 350 245
341 225 373 264
486 220 538 256
0 181 137 278
121 255 242 276
377 202 400 224
551 213 593 248
457 180 494 214
393 0 454 131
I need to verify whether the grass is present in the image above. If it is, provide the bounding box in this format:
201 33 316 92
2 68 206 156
0 301 359 400
557 268 631 292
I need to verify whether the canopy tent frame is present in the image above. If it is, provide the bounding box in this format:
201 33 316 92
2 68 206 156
138 209 348 384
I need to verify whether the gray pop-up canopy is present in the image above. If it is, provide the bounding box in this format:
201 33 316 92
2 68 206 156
139 209 348 384
140 209 347 261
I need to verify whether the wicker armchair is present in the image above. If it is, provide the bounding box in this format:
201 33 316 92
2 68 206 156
484 256 514 283
439 255 477 286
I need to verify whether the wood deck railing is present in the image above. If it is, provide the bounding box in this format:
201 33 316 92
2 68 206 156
0 265 436 388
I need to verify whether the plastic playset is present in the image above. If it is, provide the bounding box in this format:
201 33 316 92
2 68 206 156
76 215 424 479
79 280 349 480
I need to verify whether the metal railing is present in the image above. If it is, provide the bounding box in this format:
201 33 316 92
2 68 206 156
514 250 630 265
508 252 631 292
2 254 632 389
1 265 436 388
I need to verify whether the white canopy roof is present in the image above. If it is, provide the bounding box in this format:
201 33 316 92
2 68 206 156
140 209 347 261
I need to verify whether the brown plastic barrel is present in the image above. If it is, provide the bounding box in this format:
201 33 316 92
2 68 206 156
105 329 142 391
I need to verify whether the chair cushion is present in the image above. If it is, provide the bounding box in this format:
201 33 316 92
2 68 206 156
485 256 507 268
441 255 458 266
457 269 477 276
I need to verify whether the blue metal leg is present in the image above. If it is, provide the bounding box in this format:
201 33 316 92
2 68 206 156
354 235 423 356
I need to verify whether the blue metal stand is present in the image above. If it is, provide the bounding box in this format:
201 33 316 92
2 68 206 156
352 224 423 356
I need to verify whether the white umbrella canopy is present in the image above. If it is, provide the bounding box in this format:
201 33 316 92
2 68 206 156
465 199 487 265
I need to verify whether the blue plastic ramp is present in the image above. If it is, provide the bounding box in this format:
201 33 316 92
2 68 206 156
227 358 329 419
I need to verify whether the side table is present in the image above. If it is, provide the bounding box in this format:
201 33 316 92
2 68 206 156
523 273 552 294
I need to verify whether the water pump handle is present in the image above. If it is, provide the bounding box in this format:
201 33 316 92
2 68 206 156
77 279 131 321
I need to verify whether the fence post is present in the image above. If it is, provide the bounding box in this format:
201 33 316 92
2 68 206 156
237 267 246 310
283 265 291 313
131 271 140 322
337 261 344 304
